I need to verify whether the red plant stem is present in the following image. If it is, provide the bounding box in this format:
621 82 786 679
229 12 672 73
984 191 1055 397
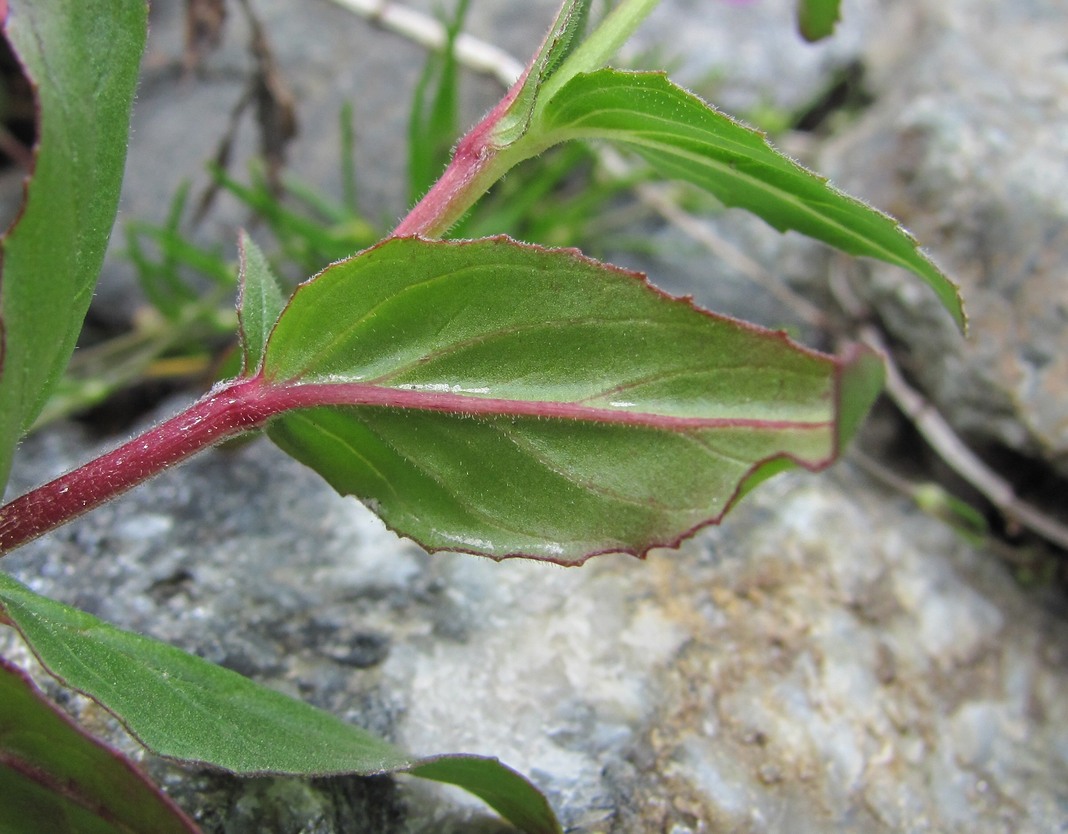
0 377 274 556
391 67 529 238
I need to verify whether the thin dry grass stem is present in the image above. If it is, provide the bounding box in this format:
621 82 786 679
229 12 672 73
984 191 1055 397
830 266 1068 552
324 0 525 86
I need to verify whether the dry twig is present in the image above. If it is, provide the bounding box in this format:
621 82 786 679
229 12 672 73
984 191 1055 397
325 0 525 86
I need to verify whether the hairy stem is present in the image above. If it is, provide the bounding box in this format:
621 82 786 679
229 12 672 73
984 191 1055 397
392 69 529 238
0 378 275 555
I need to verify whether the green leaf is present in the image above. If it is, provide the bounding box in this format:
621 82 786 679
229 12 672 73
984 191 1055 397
492 0 594 147
493 0 669 149
262 236 881 564
0 0 147 492
408 755 560 834
534 0 660 105
0 572 561 833
797 0 842 42
534 0 590 81
237 232 287 374
836 344 885 451
531 69 966 331
0 657 200 834
0 573 406 775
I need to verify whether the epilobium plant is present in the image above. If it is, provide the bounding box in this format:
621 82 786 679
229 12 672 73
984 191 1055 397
0 0 962 829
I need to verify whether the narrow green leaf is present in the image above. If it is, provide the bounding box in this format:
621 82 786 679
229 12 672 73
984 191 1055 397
0 657 201 834
534 0 661 105
407 0 469 203
0 571 407 775
0 572 561 833
491 0 593 147
409 755 561 834
237 232 287 374
262 236 880 564
797 0 842 42
0 0 147 492
532 70 966 331
536 0 590 80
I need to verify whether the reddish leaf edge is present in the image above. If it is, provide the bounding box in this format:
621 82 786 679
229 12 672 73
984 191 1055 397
0 5 41 389
0 656 202 834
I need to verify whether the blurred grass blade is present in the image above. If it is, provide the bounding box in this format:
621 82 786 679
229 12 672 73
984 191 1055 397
0 0 147 492
209 163 378 269
339 101 360 213
408 0 470 204
262 236 882 564
532 69 966 330
798 0 841 41
0 657 201 834
0 572 561 833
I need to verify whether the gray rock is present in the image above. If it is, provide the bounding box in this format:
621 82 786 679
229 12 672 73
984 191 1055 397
3 394 1068 832
817 0 1068 474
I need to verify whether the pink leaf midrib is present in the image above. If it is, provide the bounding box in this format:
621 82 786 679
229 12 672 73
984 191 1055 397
272 380 831 432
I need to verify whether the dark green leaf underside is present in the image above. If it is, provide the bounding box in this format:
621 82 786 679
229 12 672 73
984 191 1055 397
262 237 878 563
0 0 147 492
0 657 199 834
536 69 965 330
270 406 833 562
0 572 560 833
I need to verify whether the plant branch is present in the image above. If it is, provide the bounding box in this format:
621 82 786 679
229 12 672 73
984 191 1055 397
337 2 830 327
0 378 274 556
391 74 527 237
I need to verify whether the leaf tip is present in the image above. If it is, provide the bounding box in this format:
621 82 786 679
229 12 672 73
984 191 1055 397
236 231 287 375
798 0 842 42
835 341 885 452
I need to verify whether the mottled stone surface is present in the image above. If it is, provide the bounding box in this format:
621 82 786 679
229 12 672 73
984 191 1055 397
817 0 1068 475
